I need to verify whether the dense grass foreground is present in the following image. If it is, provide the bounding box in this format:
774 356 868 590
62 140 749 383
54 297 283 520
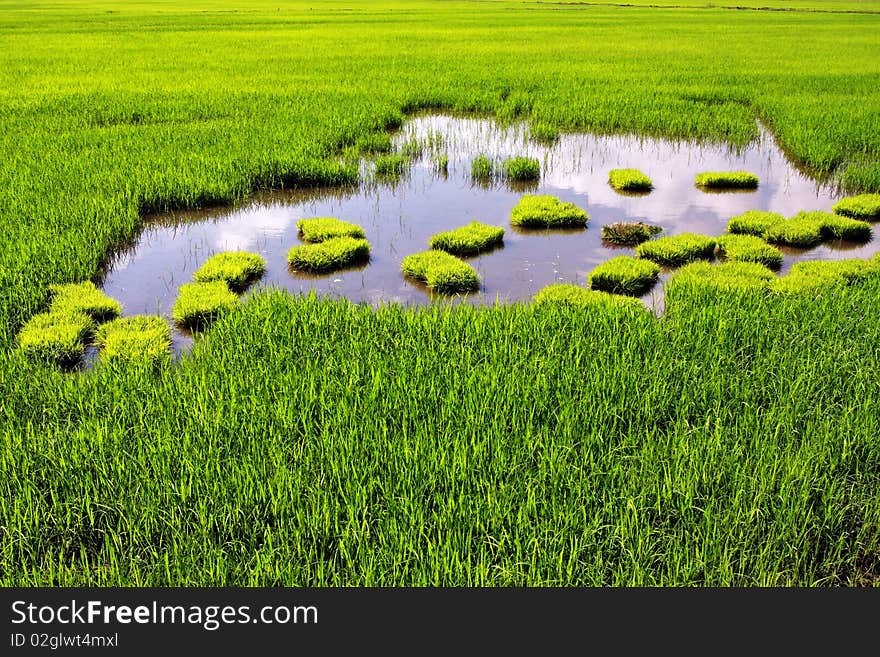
2 283 880 586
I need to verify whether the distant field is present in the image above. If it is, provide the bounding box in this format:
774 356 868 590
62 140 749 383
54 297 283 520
1 1 879 585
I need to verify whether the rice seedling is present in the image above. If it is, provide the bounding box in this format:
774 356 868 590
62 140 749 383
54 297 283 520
428 222 504 256
763 214 825 247
48 281 121 322
95 315 172 368
588 256 660 296
193 251 266 291
726 210 785 236
533 283 647 312
694 171 759 189
608 168 653 192
471 154 495 181
172 281 239 330
435 155 449 174
15 310 95 366
529 123 559 144
601 221 663 246
297 217 366 243
287 237 371 273
510 195 589 228
401 250 480 293
669 261 775 293
814 212 873 242
501 156 541 182
635 233 716 266
400 139 423 159
832 194 880 220
374 154 410 178
355 132 392 155
773 259 880 294
715 234 783 269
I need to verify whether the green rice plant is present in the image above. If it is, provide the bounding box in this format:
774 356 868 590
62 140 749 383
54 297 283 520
510 195 588 228
428 221 504 256
48 281 121 322
773 259 880 294
401 250 480 293
588 256 660 296
533 283 647 312
601 221 662 246
287 237 371 273
635 232 716 266
297 217 366 243
608 168 653 192
435 155 449 174
726 210 785 236
529 123 559 144
814 212 873 241
669 261 775 294
763 215 825 247
471 154 495 181
15 310 95 366
96 315 172 368
400 139 423 159
716 234 783 269
355 132 392 154
695 171 759 189
832 194 880 220
374 154 410 178
172 281 239 330
501 156 541 182
193 251 266 290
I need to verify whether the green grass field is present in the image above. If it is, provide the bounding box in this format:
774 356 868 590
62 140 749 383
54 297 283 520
1 0 880 586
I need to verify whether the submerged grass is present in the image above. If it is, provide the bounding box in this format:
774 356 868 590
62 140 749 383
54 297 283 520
171 281 239 330
471 154 495 182
428 222 504 256
601 221 663 246
194 252 266 291
297 217 366 243
501 156 541 182
588 256 660 296
716 234 783 269
95 316 171 368
401 250 480 293
510 195 588 228
608 168 653 192
287 237 371 273
695 171 759 189
374 154 411 179
635 233 717 267
833 194 880 220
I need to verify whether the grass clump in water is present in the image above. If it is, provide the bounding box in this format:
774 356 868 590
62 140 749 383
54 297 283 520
355 132 392 154
773 259 880 294
96 315 171 367
529 123 559 144
608 168 653 192
297 217 366 243
501 156 540 182
635 232 716 266
510 194 588 228
833 193 880 220
194 251 266 290
814 211 873 242
374 154 410 178
670 261 775 293
16 311 95 366
49 281 121 322
695 171 759 189
533 283 647 312
172 281 239 330
287 237 371 273
401 250 480 293
428 221 504 256
588 256 659 296
727 210 785 236
471 154 495 181
716 234 783 270
601 221 662 246
435 155 449 174
763 214 825 247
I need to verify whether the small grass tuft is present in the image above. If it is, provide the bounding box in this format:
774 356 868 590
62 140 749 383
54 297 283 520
727 210 785 236
471 154 495 181
429 221 504 256
533 283 647 312
374 154 410 178
194 251 266 290
510 194 588 228
401 250 480 293
814 212 873 242
297 217 366 243
287 237 371 273
48 281 121 322
670 261 775 293
695 171 759 189
501 156 540 182
763 214 825 247
172 282 239 330
773 259 880 294
635 232 716 266
601 221 662 246
716 234 783 269
832 193 880 220
608 168 653 192
16 311 95 366
96 315 172 367
355 132 392 154
529 123 559 144
588 256 660 296
435 155 449 174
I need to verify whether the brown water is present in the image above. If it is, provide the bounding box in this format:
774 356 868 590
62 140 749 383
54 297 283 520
99 114 879 353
